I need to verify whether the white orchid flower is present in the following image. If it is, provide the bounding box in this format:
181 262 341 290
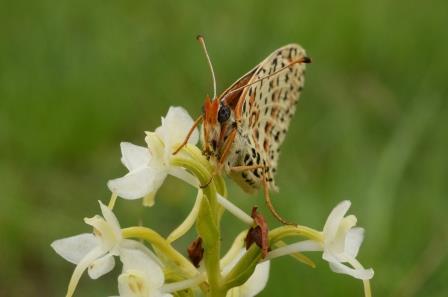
113 247 208 297
111 248 172 297
107 106 199 206
52 201 145 297
321 200 374 280
224 249 271 297
266 200 374 280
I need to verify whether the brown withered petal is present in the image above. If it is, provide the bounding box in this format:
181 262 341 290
244 207 269 258
187 237 204 268
245 225 262 250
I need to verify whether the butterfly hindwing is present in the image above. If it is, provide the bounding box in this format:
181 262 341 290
227 44 308 192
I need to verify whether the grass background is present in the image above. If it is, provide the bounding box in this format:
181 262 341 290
1 0 447 296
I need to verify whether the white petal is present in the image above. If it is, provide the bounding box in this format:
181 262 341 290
157 106 199 150
142 167 168 207
120 142 151 171
108 167 166 200
51 233 98 264
329 261 374 280
120 239 163 267
99 201 122 242
322 250 342 264
238 260 270 297
88 253 115 279
120 247 165 288
323 200 351 239
345 227 364 258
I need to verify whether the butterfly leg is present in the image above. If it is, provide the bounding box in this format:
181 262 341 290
173 115 203 155
261 167 295 225
230 163 295 225
216 127 238 173
200 126 237 188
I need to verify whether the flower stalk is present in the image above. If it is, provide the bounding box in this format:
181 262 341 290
122 227 198 278
171 145 225 297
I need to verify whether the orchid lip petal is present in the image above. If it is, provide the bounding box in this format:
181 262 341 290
66 246 105 297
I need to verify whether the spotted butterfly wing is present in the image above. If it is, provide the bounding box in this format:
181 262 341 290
220 44 308 193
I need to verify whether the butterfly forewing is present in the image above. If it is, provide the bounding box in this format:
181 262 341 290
226 44 307 193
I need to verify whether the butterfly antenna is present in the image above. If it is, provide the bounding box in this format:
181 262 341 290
197 35 217 99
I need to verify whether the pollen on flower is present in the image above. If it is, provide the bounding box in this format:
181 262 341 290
93 229 102 237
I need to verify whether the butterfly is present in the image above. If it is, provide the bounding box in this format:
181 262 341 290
175 36 310 224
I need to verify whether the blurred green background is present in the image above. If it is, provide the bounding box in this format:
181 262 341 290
1 0 447 296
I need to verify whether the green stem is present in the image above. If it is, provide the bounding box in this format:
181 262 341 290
171 149 225 297
122 227 198 278
171 155 218 215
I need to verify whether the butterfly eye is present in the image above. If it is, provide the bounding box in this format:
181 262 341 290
218 105 231 123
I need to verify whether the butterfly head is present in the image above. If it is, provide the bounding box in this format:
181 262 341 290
202 96 233 158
